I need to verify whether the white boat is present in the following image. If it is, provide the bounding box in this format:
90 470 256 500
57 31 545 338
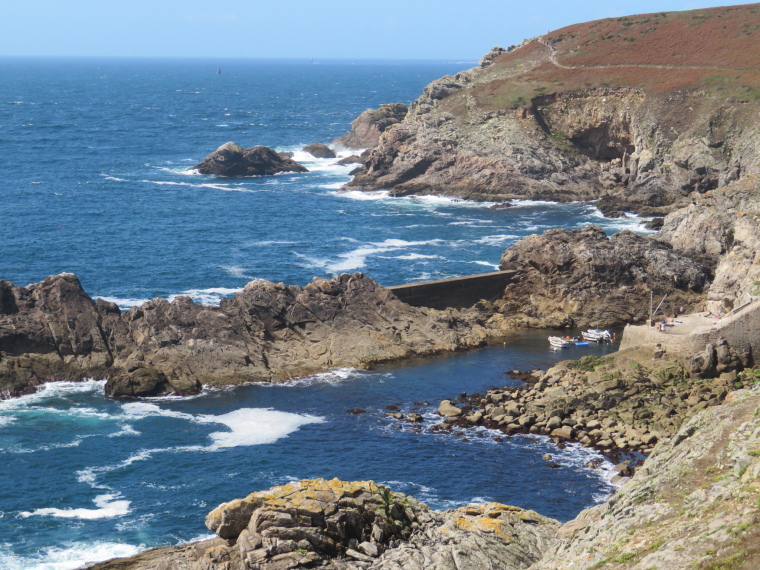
582 329 612 343
548 336 572 348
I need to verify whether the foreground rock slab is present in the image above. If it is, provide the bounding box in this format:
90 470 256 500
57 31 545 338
87 478 560 570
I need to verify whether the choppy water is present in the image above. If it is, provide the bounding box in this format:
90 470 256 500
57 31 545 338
0 58 643 569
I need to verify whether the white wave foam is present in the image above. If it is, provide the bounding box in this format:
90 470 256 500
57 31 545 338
322 238 442 273
0 540 143 570
469 261 500 269
472 234 520 246
169 287 242 306
108 424 140 437
97 296 150 310
244 240 297 247
509 199 558 208
101 176 127 182
218 266 254 279
394 253 441 260
0 416 16 427
0 380 106 410
21 493 130 520
331 189 391 201
205 408 324 449
264 367 365 388
119 402 197 422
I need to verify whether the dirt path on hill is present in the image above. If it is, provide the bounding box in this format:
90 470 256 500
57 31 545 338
537 37 750 72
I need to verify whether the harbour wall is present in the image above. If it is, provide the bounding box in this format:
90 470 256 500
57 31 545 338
620 299 760 359
386 271 516 310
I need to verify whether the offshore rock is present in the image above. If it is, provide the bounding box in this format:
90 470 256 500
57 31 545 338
86 478 560 570
191 142 308 177
0 273 505 399
497 226 710 328
332 103 409 150
302 142 336 158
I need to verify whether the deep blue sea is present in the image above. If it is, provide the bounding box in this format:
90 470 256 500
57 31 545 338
0 58 646 569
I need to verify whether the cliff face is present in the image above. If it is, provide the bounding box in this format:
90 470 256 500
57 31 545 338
345 5 760 216
658 175 760 314
0 273 506 400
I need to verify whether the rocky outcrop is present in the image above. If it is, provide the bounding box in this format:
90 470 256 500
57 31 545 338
86 478 560 570
191 142 308 177
344 6 760 214
0 273 508 399
332 103 409 150
495 226 710 328
658 175 760 314
302 142 336 158
532 383 760 569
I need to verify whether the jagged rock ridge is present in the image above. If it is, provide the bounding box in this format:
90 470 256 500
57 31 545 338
0 273 505 399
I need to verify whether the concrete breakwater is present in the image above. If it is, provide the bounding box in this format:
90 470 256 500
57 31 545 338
386 270 516 310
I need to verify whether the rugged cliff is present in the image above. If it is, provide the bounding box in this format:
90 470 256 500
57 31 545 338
0 273 507 400
345 5 760 216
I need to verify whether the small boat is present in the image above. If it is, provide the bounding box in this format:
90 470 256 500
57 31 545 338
548 336 572 348
582 329 612 343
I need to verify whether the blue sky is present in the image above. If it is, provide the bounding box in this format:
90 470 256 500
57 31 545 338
0 1 748 60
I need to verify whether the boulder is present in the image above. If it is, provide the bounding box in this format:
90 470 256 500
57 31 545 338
302 142 336 159
437 400 462 417
191 142 308 177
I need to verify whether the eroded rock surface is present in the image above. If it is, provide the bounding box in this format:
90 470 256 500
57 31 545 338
0 273 506 399
191 142 308 177
532 384 760 569
496 226 710 328
332 103 409 150
86 478 560 570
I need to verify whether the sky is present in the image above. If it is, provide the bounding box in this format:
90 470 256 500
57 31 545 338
0 0 752 60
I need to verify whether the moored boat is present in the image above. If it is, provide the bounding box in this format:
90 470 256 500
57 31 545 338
582 329 612 343
548 336 572 348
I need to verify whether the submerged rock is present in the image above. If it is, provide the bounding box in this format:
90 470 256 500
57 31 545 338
191 142 308 177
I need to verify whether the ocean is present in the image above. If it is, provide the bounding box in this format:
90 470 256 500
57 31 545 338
0 57 645 569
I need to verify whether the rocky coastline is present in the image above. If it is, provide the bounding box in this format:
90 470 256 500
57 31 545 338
342 8 760 218
8 6 760 569
86 382 760 569
0 272 511 400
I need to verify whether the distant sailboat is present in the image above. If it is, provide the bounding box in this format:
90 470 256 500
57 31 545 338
217 68 222 75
